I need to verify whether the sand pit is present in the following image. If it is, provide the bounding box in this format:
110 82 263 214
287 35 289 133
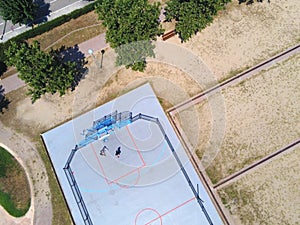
174 52 300 183
217 145 300 225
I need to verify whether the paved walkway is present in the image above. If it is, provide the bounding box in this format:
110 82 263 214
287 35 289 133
0 73 25 93
78 32 108 55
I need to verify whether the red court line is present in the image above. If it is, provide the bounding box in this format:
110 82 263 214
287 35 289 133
116 167 143 189
144 197 196 225
91 143 145 187
126 126 146 166
135 208 162 225
91 143 110 185
108 165 145 185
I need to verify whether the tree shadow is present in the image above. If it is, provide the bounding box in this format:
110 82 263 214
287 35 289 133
0 85 10 114
33 0 51 24
0 61 7 77
54 45 88 90
239 0 267 4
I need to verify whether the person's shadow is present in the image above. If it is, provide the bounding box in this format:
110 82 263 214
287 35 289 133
0 85 10 114
51 45 88 90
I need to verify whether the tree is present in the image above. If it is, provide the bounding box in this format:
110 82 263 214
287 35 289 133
5 41 79 102
165 0 231 42
0 0 38 25
95 0 164 71
115 40 155 71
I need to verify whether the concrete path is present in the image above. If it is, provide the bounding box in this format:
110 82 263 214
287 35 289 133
0 72 25 93
78 32 108 55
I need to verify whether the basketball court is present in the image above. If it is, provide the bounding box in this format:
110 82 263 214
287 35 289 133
41 83 223 225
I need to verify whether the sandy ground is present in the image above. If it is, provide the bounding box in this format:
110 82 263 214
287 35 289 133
5 48 202 134
1 48 203 224
175 52 300 184
218 145 300 225
96 61 202 108
1 0 299 224
167 0 300 82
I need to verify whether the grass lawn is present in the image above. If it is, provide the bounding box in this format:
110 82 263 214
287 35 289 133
0 146 31 217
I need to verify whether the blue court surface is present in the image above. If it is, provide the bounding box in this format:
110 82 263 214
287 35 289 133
41 83 223 225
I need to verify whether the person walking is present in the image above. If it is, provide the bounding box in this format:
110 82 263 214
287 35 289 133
100 146 108 156
115 146 121 158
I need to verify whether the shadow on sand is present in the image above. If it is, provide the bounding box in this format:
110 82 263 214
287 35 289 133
52 44 88 90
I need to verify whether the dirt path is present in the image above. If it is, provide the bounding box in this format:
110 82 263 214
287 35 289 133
0 122 52 225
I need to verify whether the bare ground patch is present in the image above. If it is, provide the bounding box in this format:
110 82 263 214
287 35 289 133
218 145 300 225
178 0 300 81
96 61 202 108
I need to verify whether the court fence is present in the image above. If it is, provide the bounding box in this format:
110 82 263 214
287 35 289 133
63 111 213 225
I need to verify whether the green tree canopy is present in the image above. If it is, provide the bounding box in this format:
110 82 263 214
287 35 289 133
5 41 80 102
95 0 164 71
0 0 38 25
165 0 231 42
